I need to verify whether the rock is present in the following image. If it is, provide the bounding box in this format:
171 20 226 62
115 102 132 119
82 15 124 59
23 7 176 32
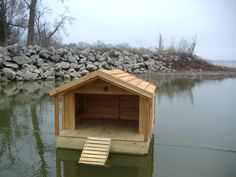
64 74 71 80
55 70 64 78
0 58 3 66
68 56 78 63
30 55 39 63
41 68 55 79
3 62 19 69
80 48 90 57
122 50 129 56
59 62 70 69
112 50 121 57
39 49 52 59
22 70 38 81
50 55 61 62
22 64 37 71
55 48 65 56
13 56 32 65
79 58 87 64
88 54 95 62
7 44 21 56
116 66 123 70
80 69 89 76
101 61 111 70
86 63 97 71
142 55 149 61
97 56 106 62
133 68 141 74
4 55 12 61
36 58 44 67
107 57 114 65
114 60 122 66
3 68 16 80
25 49 37 56
70 63 79 70
133 63 140 69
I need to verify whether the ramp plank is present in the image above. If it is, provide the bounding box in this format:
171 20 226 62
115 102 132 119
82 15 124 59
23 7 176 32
79 137 111 165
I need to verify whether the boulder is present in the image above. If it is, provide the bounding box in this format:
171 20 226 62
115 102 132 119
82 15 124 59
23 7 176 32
80 69 89 76
39 49 52 59
59 62 70 69
55 48 65 56
3 68 16 80
88 54 95 62
68 56 78 63
80 48 90 57
86 63 97 71
13 56 32 65
30 55 39 63
22 70 38 81
7 44 21 56
50 55 61 62
41 68 55 79
36 58 44 67
4 55 12 61
79 58 87 64
3 62 19 69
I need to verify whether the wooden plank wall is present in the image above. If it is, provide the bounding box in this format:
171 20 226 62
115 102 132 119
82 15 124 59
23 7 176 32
76 94 139 120
85 95 116 119
64 93 75 129
119 95 139 120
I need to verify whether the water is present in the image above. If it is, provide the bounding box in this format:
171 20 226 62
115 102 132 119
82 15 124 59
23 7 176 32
0 75 236 177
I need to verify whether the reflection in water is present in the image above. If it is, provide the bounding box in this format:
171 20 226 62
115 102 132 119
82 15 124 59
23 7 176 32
140 73 229 105
0 76 236 177
56 138 154 177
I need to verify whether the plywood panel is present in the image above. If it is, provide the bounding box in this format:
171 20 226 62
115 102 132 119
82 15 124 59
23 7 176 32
119 95 139 120
64 93 75 129
75 79 133 95
139 96 150 141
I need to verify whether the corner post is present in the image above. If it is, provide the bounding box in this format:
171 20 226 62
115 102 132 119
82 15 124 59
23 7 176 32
54 95 59 135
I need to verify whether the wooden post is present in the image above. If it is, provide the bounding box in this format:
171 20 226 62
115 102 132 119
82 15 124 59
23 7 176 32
54 95 59 135
62 95 65 129
139 97 150 141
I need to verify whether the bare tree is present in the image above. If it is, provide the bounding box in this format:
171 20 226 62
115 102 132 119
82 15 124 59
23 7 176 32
34 7 74 47
24 0 37 45
0 0 27 46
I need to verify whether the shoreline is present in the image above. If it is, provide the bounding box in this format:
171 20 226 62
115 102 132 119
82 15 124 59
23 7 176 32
1 44 236 82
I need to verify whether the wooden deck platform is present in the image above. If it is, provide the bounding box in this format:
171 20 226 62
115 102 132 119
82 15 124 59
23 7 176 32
56 119 150 155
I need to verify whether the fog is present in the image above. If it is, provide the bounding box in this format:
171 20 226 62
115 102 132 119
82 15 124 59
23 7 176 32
46 0 236 60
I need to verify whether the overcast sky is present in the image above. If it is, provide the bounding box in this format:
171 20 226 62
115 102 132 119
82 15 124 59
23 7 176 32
45 0 236 60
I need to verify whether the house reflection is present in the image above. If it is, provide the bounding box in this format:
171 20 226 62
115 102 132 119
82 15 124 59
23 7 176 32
56 138 154 177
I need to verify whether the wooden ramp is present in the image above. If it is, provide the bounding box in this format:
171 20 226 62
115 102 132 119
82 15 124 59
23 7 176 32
79 137 111 166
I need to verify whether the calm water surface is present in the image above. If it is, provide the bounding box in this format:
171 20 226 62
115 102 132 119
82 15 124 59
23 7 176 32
0 75 236 177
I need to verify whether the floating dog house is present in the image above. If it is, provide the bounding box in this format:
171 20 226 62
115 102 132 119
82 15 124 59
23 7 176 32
49 69 156 163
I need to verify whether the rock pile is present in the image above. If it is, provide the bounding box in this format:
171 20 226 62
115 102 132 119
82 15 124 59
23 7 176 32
0 44 198 81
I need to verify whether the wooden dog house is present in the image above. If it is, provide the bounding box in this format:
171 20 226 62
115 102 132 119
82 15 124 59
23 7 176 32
49 69 156 156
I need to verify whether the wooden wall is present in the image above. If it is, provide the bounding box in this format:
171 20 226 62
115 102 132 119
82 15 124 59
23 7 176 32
74 94 139 120
119 95 139 120
84 94 116 119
